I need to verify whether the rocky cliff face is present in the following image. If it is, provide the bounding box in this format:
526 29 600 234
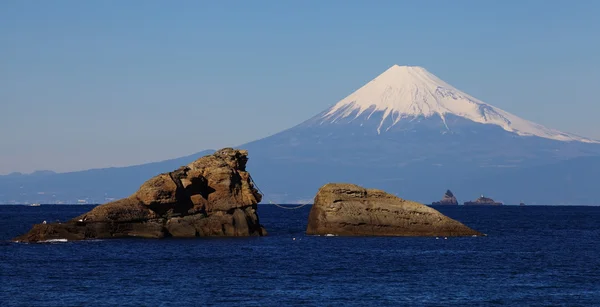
306 183 482 237
431 190 459 205
14 148 266 243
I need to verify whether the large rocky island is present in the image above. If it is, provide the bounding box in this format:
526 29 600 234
464 195 503 206
14 148 266 243
306 183 482 237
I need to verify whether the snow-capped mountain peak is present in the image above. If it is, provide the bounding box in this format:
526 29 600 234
319 64 597 143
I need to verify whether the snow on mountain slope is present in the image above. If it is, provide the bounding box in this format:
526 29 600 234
319 65 598 143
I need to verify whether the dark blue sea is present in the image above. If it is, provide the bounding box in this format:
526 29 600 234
2 205 600 306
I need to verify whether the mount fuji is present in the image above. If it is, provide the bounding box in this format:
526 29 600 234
240 65 600 204
315 65 595 143
2 65 600 205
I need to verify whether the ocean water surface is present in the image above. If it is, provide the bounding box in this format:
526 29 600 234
1 205 600 306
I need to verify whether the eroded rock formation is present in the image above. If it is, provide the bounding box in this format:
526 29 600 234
431 190 458 205
14 148 266 243
306 183 482 237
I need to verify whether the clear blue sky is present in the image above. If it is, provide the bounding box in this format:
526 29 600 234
2 0 599 174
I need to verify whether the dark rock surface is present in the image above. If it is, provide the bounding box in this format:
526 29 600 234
431 190 458 205
305 183 482 237
14 148 266 243
464 195 503 206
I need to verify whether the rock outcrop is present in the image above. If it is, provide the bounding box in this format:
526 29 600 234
306 183 482 237
463 195 503 205
431 189 458 205
14 148 266 243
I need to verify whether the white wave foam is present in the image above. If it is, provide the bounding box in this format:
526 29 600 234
40 239 68 243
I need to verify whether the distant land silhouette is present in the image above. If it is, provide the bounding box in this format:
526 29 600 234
2 65 600 205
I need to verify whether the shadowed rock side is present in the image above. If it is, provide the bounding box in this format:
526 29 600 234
306 183 482 237
14 148 266 243
431 190 458 205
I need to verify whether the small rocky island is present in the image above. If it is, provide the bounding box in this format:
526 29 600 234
306 183 482 237
14 148 267 243
431 189 458 205
463 195 503 206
